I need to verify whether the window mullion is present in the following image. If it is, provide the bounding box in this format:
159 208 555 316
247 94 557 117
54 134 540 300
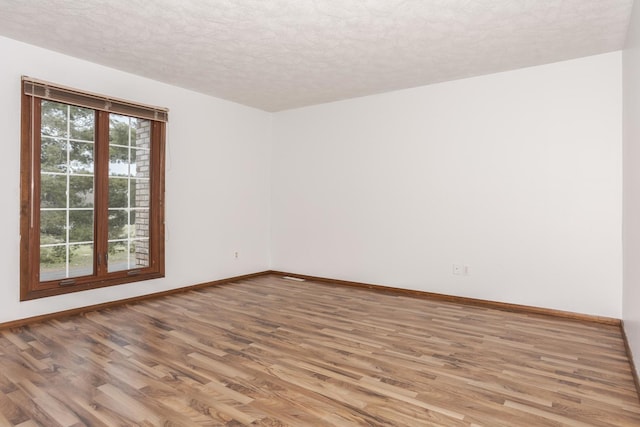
94 111 110 277
65 105 71 279
31 99 43 285
127 118 132 269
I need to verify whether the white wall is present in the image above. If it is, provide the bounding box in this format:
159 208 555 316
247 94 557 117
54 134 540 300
272 52 623 318
0 36 272 323
623 0 640 380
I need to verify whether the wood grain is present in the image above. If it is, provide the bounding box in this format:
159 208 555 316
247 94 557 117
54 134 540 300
0 271 269 330
0 274 638 426
270 271 621 326
621 320 640 402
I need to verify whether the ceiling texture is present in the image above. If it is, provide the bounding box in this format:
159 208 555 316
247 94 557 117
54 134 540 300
0 0 634 111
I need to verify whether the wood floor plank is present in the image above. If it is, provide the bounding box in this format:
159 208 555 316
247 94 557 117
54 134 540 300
0 274 639 426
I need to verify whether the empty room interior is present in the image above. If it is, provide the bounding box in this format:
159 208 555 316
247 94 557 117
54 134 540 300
1 0 640 425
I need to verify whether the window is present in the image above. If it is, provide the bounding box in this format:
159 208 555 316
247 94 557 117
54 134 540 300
20 77 167 300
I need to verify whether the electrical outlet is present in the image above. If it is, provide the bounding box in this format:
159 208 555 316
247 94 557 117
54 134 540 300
453 264 470 276
234 251 239 259
452 264 462 275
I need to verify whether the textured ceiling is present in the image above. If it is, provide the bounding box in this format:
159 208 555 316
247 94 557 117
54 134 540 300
0 0 634 111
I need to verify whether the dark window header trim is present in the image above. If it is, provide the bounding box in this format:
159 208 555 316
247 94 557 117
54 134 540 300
22 76 169 123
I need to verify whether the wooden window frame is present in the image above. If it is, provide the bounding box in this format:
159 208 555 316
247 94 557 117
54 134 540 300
20 80 166 301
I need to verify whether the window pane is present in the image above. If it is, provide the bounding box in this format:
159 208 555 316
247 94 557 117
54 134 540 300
134 119 151 149
107 113 152 273
109 146 130 176
107 209 149 271
108 239 149 273
69 175 94 208
109 114 132 146
70 142 94 173
41 101 68 138
40 174 66 208
108 178 128 208
109 179 149 209
127 211 136 238
131 180 149 208
107 241 127 272
69 210 93 243
132 149 150 178
69 106 94 141
133 209 149 239
41 138 67 173
40 245 67 281
108 209 128 240
68 243 94 278
39 243 95 281
40 210 65 244
131 240 150 268
39 100 96 283
130 117 140 147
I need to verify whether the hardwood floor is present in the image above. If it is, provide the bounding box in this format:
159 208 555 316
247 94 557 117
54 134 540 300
0 274 639 426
